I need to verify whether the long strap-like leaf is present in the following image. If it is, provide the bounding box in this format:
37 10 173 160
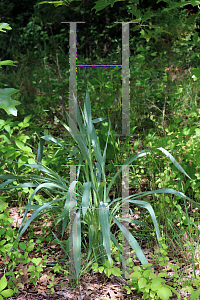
73 210 81 280
99 202 111 264
110 213 150 266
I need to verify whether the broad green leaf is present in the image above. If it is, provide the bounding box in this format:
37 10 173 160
39 1 65 7
1 135 11 144
32 257 42 265
162 1 199 12
112 266 121 276
23 114 32 124
92 0 119 13
131 271 141 279
15 140 32 153
157 287 172 300
104 258 113 268
1 289 14 297
138 277 147 289
104 267 112 278
0 60 17 67
0 23 12 32
0 228 6 236
4 124 11 134
0 275 7 292
19 242 26 251
151 278 163 291
0 88 20 116
195 128 200 136
190 289 200 299
143 269 152 278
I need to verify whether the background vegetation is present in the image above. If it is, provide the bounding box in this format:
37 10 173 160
1 0 200 299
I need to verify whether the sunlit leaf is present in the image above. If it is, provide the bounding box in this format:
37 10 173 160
0 88 20 116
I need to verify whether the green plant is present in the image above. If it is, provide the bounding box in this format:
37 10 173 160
0 115 35 171
0 275 14 299
0 203 49 293
4 248 48 291
182 283 200 300
28 256 48 286
46 274 55 294
125 240 200 300
125 237 200 300
91 238 182 300
0 85 199 284
125 265 180 299
92 257 121 279
0 23 20 116
0 204 25 292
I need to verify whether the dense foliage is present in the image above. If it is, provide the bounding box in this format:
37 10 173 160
1 0 200 299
